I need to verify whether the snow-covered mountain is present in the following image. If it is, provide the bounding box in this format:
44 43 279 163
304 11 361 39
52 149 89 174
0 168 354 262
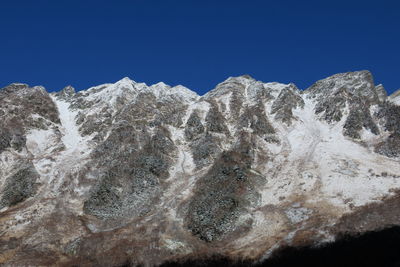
0 70 399 266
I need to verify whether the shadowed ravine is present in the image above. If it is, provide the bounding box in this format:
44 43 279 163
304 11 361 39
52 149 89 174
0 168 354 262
161 227 400 267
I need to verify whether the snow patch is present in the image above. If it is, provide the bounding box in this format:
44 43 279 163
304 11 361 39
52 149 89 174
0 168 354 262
52 98 83 151
390 95 400 105
26 129 58 155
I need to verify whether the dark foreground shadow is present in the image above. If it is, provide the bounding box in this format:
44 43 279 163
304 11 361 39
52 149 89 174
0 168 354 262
161 226 400 267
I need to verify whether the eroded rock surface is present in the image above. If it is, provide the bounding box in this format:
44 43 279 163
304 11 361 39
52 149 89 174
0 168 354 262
0 71 400 266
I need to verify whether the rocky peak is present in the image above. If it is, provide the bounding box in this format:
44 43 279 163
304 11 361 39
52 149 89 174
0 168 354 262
306 71 386 125
204 75 284 106
389 89 400 105
81 77 139 99
111 76 136 88
149 82 199 102
307 70 380 103
225 74 256 83
55 85 76 99
1 72 400 266
1 83 30 92
375 84 387 102
62 85 76 95
1 83 49 100
204 76 250 99
391 89 400 97
170 85 199 101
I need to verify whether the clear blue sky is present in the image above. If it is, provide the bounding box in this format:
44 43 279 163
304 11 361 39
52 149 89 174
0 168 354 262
1 0 399 95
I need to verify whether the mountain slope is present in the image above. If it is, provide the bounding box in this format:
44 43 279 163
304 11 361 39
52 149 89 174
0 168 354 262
0 71 399 266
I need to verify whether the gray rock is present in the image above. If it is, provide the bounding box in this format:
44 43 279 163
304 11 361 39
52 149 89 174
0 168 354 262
307 71 379 102
271 84 304 124
185 111 204 141
314 87 347 123
375 84 387 102
185 135 260 242
239 103 275 135
374 103 400 157
55 85 76 100
0 164 39 209
205 102 229 134
343 98 379 139
308 71 383 123
190 133 221 168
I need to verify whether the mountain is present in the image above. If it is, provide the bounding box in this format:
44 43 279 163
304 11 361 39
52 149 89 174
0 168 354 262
0 71 399 266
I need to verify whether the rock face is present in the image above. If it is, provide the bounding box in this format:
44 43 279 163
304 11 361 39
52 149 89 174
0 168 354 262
0 71 400 266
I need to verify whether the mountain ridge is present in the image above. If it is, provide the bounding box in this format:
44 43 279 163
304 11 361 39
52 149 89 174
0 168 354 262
4 70 399 99
0 70 400 266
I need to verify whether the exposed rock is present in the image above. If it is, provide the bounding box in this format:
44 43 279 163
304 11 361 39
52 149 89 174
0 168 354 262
313 87 347 123
239 103 275 136
186 135 261 242
389 89 400 105
55 85 76 99
307 70 379 102
308 71 383 124
229 91 244 120
374 102 400 157
271 84 304 124
343 97 379 139
375 84 387 102
0 164 39 209
205 101 229 134
184 111 205 141
190 133 221 168
84 124 175 220
0 71 400 266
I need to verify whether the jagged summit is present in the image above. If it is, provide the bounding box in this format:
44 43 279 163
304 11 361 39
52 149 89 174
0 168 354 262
375 84 387 102
392 88 400 97
57 85 76 98
2 83 32 94
4 82 29 88
305 70 382 102
1 70 391 101
0 70 400 266
223 74 257 83
119 76 135 83
390 88 400 105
